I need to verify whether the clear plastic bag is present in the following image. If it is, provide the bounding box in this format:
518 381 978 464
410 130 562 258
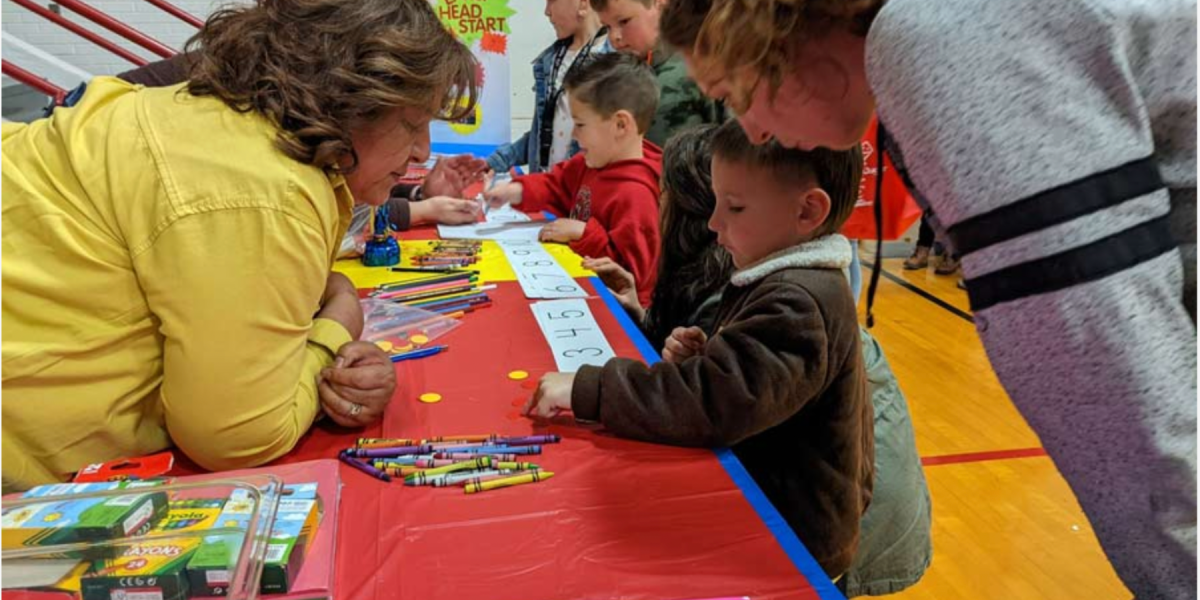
360 299 461 346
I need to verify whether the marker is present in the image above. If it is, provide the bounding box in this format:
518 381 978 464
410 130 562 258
464 471 554 494
390 345 448 363
338 452 391 482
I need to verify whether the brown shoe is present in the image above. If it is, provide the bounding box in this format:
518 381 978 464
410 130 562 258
935 254 961 275
903 246 931 270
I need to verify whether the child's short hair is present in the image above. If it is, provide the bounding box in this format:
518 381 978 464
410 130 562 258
564 53 659 134
589 0 653 12
710 120 862 237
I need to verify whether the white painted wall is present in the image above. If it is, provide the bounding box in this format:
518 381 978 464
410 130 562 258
0 0 558 140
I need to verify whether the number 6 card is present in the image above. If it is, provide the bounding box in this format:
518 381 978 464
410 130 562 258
498 240 588 299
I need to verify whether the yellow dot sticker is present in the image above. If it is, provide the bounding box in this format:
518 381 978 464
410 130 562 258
374 340 393 352
410 334 430 345
507 370 529 381
418 393 442 404
393 343 414 353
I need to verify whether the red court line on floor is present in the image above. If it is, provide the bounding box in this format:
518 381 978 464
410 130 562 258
921 447 1048 466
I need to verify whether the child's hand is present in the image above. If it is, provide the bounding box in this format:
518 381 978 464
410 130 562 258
582 256 640 313
318 341 396 427
412 195 482 225
662 326 707 363
539 218 587 243
483 182 523 209
523 372 576 419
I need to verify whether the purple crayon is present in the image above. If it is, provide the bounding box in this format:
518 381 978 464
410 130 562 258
441 445 541 455
338 451 391 482
435 452 518 462
351 444 433 458
492 435 560 446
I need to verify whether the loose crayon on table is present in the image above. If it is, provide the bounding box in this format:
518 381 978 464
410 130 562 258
434 452 518 462
371 457 420 468
493 435 561 446
464 471 554 494
338 451 391 482
424 434 498 444
431 469 512 487
384 466 425 477
437 444 541 455
415 456 492 477
351 444 433 458
494 462 540 471
358 438 421 448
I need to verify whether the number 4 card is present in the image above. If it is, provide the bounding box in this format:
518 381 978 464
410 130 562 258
531 299 617 372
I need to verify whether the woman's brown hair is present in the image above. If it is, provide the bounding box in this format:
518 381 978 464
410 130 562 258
661 0 884 103
185 0 478 172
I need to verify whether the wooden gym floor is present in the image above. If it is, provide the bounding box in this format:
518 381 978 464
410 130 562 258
860 256 1131 600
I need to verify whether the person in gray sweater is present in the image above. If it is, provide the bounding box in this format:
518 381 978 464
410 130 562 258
663 0 1196 597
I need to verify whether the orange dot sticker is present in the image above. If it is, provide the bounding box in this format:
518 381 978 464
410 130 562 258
410 335 430 345
374 340 393 352
507 370 529 381
511 397 526 407
418 393 442 404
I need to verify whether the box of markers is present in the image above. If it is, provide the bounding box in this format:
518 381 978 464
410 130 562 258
2 481 168 551
78 498 225 600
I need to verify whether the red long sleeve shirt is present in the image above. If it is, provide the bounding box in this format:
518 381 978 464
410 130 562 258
514 140 664 307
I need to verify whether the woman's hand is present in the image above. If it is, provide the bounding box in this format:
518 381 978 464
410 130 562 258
318 341 395 427
422 154 489 198
411 196 482 225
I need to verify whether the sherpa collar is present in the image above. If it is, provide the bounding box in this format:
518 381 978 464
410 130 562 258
730 234 852 287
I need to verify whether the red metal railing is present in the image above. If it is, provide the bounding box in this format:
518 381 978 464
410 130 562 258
2 59 67 104
143 0 204 28
9 0 150 66
52 0 177 59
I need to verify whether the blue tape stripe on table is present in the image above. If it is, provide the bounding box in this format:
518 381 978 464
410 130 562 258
589 276 848 600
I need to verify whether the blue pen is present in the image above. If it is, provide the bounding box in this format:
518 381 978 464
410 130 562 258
390 345 448 363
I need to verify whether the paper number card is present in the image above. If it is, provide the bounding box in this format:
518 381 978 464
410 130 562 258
531 299 617 372
499 240 587 299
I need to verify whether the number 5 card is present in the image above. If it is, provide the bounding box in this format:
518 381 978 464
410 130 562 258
530 299 617 372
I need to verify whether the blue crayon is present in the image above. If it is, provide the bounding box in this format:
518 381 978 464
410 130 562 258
338 452 391 482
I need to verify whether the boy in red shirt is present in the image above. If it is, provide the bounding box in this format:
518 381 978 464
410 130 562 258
485 53 663 306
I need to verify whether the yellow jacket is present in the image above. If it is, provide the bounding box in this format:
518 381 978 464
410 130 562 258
1 78 354 490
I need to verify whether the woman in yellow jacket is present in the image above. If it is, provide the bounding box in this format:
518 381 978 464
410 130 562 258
0 0 477 490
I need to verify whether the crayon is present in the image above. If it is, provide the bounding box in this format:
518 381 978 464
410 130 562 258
383 465 425 477
338 452 391 482
371 457 420 468
493 435 560 446
410 456 492 478
424 434 497 444
434 452 518 462
464 471 554 494
431 469 512 487
358 437 421 447
436 444 541 455
351 444 433 458
494 462 540 471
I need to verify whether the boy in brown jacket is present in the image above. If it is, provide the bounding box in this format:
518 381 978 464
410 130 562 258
525 119 873 580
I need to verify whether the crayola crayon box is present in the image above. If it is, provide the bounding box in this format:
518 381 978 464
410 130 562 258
78 498 225 600
262 489 320 593
186 483 320 595
2 481 168 551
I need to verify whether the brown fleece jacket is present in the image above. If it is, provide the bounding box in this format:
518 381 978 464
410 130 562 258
571 236 874 577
